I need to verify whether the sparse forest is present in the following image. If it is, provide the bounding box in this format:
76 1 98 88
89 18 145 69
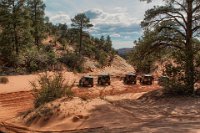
0 0 114 74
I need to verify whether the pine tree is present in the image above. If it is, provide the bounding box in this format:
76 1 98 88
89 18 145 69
57 23 68 48
27 0 45 46
0 0 33 56
141 0 200 93
71 13 93 55
99 36 105 49
105 35 112 52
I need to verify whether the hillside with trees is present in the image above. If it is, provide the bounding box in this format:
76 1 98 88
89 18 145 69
0 0 115 74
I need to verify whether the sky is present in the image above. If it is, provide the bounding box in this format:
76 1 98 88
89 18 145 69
44 0 163 49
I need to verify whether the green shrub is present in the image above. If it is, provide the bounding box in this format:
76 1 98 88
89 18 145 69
20 46 57 72
59 53 84 72
95 51 108 66
162 63 191 95
0 77 9 84
31 72 74 108
163 80 189 95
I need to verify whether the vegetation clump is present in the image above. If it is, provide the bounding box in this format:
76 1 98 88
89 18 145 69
59 53 84 72
19 46 57 73
31 72 74 108
0 77 9 84
161 64 189 95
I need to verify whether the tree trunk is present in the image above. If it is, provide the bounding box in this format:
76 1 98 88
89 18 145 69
13 24 19 54
185 44 194 93
185 0 194 93
79 27 83 55
12 1 19 54
34 3 39 47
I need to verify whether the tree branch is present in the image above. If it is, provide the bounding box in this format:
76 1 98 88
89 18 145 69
165 12 187 31
193 4 200 13
142 40 184 57
160 26 186 39
174 1 188 13
192 25 200 32
168 10 187 25
152 41 184 50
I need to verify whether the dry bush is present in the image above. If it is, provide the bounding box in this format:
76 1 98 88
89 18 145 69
0 77 9 84
31 72 74 108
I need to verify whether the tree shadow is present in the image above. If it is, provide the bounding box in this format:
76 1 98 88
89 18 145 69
71 96 200 133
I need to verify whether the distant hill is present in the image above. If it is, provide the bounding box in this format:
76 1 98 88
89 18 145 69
117 48 132 56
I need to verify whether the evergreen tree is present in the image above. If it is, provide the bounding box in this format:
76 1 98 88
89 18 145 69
105 35 112 52
0 0 33 57
141 0 200 93
44 16 53 36
28 0 45 46
71 13 93 55
99 36 105 49
57 23 68 46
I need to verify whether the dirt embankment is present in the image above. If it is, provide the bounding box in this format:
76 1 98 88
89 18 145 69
1 90 200 133
84 55 135 75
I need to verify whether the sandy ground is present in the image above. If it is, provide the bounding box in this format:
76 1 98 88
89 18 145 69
0 72 78 94
1 92 200 133
0 71 158 121
0 74 38 94
1 71 200 133
0 91 33 122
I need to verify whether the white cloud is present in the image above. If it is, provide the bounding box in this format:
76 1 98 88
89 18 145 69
113 7 127 12
112 40 134 49
85 8 141 27
84 8 141 41
111 33 121 38
46 11 71 24
124 36 131 39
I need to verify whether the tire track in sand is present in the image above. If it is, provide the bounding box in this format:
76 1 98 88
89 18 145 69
0 91 34 122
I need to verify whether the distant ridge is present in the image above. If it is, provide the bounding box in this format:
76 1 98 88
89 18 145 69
117 48 132 56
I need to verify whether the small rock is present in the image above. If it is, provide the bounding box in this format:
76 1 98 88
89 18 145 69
72 116 80 122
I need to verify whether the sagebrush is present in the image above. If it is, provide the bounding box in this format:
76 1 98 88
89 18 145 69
59 53 84 72
0 77 9 84
31 72 74 108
